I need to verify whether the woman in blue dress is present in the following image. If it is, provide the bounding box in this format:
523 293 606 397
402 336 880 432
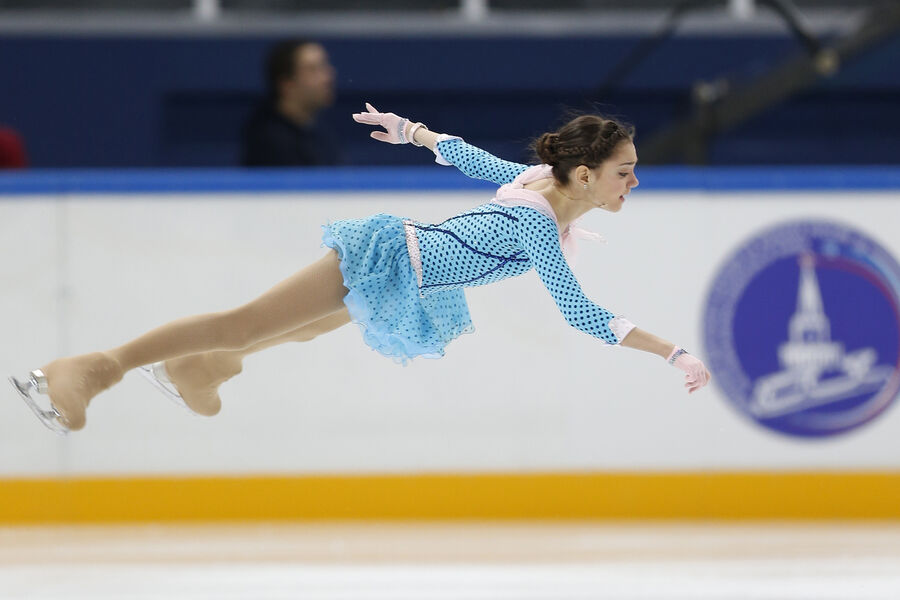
10 104 711 433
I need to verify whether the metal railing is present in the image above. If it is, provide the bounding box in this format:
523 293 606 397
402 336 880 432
0 0 883 21
0 0 879 36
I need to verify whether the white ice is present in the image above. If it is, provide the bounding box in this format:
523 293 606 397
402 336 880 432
1 522 898 599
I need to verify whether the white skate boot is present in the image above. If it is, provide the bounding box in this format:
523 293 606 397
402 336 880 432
137 362 196 415
9 370 68 435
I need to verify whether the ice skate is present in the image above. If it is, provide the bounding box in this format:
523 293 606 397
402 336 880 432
137 362 196 415
138 354 232 417
9 370 68 435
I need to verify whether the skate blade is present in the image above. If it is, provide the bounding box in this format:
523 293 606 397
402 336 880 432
137 365 197 416
8 375 69 435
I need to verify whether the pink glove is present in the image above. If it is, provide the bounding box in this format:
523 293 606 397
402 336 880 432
667 347 711 394
352 102 425 145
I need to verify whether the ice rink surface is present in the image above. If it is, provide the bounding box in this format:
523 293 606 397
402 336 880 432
1 522 899 599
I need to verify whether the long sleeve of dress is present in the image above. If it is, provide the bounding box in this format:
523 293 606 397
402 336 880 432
514 208 622 344
435 137 530 185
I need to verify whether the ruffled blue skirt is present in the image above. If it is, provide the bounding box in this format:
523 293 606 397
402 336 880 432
322 213 473 364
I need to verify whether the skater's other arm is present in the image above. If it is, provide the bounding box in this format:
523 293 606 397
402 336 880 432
614 322 711 394
515 210 711 393
427 136 529 185
616 327 673 359
514 209 629 346
352 103 528 185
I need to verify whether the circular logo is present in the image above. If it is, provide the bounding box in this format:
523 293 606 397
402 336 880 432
703 220 900 438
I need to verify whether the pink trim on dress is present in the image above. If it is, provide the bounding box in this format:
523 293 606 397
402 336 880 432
493 164 605 265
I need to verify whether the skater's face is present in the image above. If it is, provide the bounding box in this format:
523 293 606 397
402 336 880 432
573 141 639 213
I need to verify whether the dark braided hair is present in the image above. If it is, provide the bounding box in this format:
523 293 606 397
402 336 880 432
532 115 635 185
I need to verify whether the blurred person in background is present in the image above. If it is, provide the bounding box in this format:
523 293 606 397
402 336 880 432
241 40 341 167
0 125 27 169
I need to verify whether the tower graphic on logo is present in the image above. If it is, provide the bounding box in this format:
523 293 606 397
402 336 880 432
704 220 900 438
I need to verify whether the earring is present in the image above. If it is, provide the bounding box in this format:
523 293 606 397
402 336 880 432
583 183 588 190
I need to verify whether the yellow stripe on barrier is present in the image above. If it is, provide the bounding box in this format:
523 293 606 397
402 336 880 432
1 472 899 523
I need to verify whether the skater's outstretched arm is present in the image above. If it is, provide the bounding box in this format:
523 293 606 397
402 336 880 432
513 208 711 394
428 138 529 185
618 328 711 394
513 207 626 346
352 103 529 185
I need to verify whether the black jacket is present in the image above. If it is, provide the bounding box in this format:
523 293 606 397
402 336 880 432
241 106 341 167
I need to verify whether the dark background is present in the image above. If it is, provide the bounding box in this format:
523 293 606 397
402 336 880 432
2 32 899 167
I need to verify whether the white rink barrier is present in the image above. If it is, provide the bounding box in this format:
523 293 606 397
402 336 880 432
1 171 900 478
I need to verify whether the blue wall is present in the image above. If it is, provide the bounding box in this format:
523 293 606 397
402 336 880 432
2 33 899 167
3 166 900 195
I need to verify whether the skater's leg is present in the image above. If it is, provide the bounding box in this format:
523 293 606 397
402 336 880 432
109 250 347 370
40 250 347 430
162 308 351 415
213 307 351 356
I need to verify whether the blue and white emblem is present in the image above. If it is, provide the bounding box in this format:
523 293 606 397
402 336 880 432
703 220 900 438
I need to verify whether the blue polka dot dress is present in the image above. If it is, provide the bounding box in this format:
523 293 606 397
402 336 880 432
322 137 635 364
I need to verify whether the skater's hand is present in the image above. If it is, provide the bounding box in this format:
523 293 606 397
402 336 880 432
667 347 711 394
352 103 422 144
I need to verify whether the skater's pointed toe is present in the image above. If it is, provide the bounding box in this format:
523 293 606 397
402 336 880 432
140 355 236 417
139 362 223 416
138 362 195 415
9 370 69 435
36 369 88 431
56 407 86 431
13 352 124 434
191 391 222 417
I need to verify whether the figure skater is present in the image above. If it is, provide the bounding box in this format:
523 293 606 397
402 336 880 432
10 104 711 434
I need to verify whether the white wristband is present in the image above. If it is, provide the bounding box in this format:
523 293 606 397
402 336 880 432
407 122 427 147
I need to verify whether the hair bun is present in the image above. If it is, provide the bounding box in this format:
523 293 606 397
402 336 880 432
535 132 560 166
530 113 635 186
